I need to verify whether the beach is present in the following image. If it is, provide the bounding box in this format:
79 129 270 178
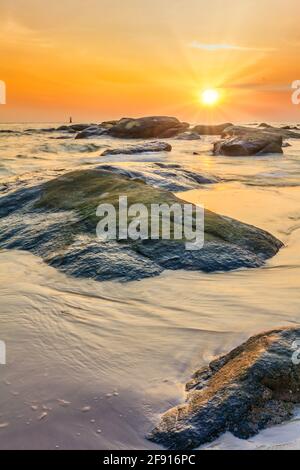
0 123 299 448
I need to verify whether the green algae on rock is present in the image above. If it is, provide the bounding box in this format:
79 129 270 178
0 168 283 281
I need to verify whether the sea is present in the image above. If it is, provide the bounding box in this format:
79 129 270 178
0 122 299 449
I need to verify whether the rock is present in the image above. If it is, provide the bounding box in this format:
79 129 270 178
223 125 300 140
148 326 300 449
258 122 273 128
56 124 94 133
0 129 19 134
107 116 189 138
280 125 298 130
25 127 56 133
175 132 201 140
75 126 108 139
191 123 233 135
213 135 283 156
101 141 172 156
98 163 218 191
0 169 282 282
51 136 73 140
99 120 119 129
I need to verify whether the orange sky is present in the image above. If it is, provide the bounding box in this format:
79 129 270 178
1 0 300 123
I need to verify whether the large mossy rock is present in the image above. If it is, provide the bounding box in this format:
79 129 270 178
107 116 189 138
0 169 282 281
148 327 300 449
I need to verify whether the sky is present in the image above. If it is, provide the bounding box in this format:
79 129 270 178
1 0 300 123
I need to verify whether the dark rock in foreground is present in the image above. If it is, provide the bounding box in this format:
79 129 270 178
101 141 172 156
148 327 300 449
0 169 282 282
213 134 283 156
191 123 233 135
107 116 189 138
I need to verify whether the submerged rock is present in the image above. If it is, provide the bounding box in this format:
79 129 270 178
0 169 282 282
101 141 172 156
148 327 300 449
107 116 189 138
175 132 201 140
191 123 233 135
213 135 283 156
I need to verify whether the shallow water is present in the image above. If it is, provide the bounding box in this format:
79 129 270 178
0 123 300 449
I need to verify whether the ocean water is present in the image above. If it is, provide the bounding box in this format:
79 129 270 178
0 123 300 449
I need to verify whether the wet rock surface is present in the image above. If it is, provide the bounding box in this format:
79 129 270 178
56 124 95 133
107 116 189 138
98 163 219 191
213 135 283 156
174 132 201 140
191 123 233 135
75 126 108 139
222 125 300 140
0 169 282 282
148 327 300 449
101 141 172 156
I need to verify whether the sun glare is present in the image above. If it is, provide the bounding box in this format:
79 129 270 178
201 89 220 106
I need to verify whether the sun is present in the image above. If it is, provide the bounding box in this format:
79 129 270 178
200 88 220 106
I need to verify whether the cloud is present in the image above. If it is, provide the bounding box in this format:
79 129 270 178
189 41 276 52
0 18 53 48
